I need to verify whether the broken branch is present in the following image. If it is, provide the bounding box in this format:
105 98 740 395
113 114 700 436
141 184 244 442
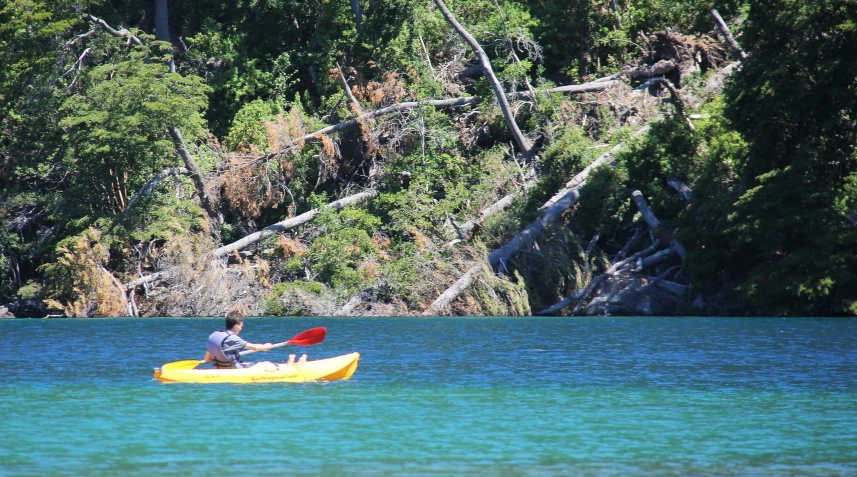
210 190 378 258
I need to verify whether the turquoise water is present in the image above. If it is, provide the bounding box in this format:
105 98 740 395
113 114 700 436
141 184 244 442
2 317 856 476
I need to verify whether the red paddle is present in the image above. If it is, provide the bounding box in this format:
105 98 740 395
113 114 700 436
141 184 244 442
240 327 327 355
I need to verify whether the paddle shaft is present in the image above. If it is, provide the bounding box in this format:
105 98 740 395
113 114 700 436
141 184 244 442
239 327 325 356
239 340 291 356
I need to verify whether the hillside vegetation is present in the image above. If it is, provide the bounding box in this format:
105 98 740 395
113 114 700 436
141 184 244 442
1 0 856 317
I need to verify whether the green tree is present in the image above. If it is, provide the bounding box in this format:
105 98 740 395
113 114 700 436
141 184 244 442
716 0 857 314
59 39 210 215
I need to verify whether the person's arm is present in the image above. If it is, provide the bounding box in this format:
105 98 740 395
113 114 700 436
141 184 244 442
243 342 273 352
203 350 212 362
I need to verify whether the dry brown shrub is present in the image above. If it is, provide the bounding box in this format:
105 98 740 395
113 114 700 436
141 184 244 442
220 108 308 219
353 72 408 107
263 108 306 153
408 227 432 253
317 133 337 160
372 234 391 261
276 235 308 258
136 233 271 317
358 262 381 280
356 117 378 158
256 259 271 288
41 228 127 317
332 67 412 159
221 156 263 218
314 133 340 186
221 153 287 219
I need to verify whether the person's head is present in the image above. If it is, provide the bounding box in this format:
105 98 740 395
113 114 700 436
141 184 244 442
225 311 244 333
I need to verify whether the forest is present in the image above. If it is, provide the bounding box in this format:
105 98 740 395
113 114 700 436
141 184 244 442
1 0 856 318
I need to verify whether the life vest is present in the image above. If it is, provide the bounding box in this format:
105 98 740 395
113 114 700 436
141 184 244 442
207 330 241 369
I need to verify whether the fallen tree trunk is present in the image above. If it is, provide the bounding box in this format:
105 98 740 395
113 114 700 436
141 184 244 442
426 267 477 315
666 176 692 202
450 194 516 243
541 126 650 210
433 0 532 158
125 167 188 212
625 59 676 79
211 190 378 258
535 241 660 315
635 77 695 130
506 80 619 101
613 227 643 262
489 187 581 272
639 247 676 268
125 270 173 290
711 9 747 60
430 126 651 312
252 81 618 165
654 279 689 296
631 190 661 233
169 127 221 227
630 190 687 261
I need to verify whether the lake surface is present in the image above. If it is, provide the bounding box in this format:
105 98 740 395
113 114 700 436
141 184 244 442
2 317 856 476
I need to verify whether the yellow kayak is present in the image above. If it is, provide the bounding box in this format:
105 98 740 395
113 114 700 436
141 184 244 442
154 352 360 384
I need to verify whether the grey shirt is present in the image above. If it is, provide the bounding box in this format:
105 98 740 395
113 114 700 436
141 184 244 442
221 333 248 354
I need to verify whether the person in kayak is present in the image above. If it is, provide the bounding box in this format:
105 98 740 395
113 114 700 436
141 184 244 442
204 311 273 368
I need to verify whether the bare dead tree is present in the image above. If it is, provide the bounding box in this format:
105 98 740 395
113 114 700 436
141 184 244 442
154 0 175 72
433 0 533 159
169 127 222 227
81 13 143 45
350 0 364 35
335 62 363 114
666 177 692 202
210 190 378 258
630 190 687 261
250 80 617 165
125 167 189 212
610 0 622 29
535 240 661 315
635 77 695 130
711 9 747 60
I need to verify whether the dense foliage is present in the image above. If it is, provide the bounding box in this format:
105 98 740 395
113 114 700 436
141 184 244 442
1 0 855 317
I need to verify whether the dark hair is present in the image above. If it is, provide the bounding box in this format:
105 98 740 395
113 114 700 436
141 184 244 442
225 311 244 330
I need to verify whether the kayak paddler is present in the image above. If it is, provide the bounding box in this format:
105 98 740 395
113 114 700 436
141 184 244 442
204 311 273 369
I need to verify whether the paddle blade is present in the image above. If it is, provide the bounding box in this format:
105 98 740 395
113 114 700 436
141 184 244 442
286 327 326 346
161 360 204 372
